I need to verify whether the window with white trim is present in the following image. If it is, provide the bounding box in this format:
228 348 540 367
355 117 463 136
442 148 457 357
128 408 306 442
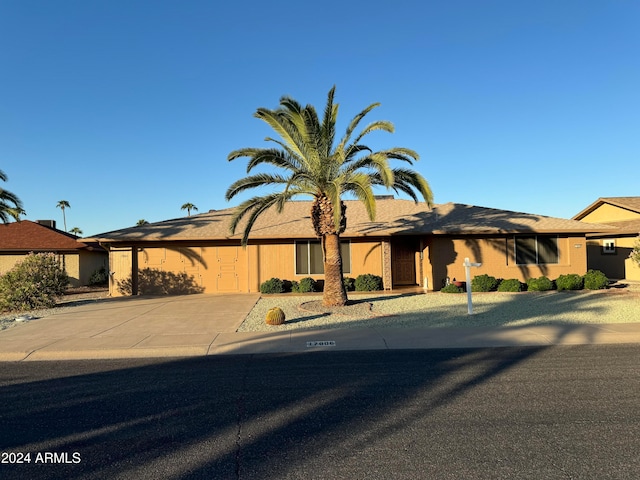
602 239 616 254
295 240 351 275
515 236 559 265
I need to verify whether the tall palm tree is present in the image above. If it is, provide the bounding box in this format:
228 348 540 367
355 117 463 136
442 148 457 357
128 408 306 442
56 200 70 231
226 87 433 306
136 219 149 226
69 227 83 236
181 203 198 216
0 169 23 224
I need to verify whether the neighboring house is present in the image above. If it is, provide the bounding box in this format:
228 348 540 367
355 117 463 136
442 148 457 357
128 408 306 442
87 198 611 296
573 197 640 281
0 220 108 287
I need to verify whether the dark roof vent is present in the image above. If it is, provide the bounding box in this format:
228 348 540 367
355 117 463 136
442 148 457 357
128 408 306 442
36 220 57 229
373 195 394 200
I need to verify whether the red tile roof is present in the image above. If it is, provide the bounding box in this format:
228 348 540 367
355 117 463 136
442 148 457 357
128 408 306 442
0 221 104 252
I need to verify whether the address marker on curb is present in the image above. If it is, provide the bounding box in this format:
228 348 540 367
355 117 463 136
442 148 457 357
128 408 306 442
306 341 336 347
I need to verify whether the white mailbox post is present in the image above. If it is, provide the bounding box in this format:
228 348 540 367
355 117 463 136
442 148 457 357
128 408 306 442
463 257 482 315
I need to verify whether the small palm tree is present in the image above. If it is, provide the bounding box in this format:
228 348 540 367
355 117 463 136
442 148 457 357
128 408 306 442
136 219 149 226
226 87 433 306
56 200 70 231
181 203 198 217
69 227 83 236
0 169 23 223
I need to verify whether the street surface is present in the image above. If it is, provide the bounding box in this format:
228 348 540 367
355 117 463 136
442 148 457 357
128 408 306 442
1 345 639 479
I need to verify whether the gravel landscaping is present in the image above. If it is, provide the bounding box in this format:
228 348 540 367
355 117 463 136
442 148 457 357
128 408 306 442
237 288 640 332
1 286 638 333
0 288 108 331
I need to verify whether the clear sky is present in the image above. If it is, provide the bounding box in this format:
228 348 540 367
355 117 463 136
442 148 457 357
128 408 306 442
1 0 638 237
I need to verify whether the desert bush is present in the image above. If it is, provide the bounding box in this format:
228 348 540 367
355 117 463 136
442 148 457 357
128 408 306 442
441 283 464 293
343 277 355 292
88 266 108 286
526 276 554 292
497 278 525 292
0 252 69 311
355 274 383 291
556 274 584 291
292 277 317 293
630 237 640 266
471 274 499 292
583 269 608 290
259 277 285 294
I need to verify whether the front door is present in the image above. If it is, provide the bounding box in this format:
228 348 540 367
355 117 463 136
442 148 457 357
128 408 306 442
392 238 417 286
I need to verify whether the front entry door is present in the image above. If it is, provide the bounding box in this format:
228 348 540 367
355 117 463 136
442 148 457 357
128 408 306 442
391 238 417 286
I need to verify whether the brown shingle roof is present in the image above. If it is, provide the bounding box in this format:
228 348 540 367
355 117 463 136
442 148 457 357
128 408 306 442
0 221 104 252
88 199 613 243
573 196 640 220
586 218 640 236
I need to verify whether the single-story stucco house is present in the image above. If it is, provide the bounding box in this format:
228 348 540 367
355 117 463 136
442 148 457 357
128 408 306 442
86 197 612 296
573 197 640 281
0 220 108 287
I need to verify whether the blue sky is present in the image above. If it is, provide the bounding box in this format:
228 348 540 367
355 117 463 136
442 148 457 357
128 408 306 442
1 0 638 237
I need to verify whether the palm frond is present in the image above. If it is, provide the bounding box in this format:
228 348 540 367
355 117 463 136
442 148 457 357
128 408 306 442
229 192 296 245
376 147 420 163
225 173 292 201
341 174 377 220
241 148 302 173
349 120 394 148
254 108 306 160
336 102 381 153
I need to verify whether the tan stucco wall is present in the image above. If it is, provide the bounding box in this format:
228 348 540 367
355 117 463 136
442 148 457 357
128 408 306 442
586 236 640 281
424 235 588 290
580 203 640 223
0 255 22 275
252 240 383 285
579 203 640 280
108 240 386 296
0 252 106 287
107 234 592 296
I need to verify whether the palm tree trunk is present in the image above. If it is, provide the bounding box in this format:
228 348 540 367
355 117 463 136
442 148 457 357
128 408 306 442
322 233 348 306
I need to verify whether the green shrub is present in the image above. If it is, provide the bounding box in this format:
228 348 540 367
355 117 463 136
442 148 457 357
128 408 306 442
343 277 355 292
471 274 499 292
292 277 317 293
355 274 383 291
88 266 108 286
583 269 608 290
441 283 464 293
497 278 524 292
0 252 69 311
526 276 554 292
259 277 285 294
556 274 584 291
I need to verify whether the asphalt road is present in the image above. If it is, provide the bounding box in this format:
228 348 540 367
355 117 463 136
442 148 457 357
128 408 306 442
1 346 639 479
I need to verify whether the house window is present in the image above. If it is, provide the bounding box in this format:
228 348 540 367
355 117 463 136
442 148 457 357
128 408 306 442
295 240 351 275
515 236 559 265
602 239 616 254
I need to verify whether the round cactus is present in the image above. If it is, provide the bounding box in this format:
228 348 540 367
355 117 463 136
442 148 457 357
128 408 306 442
265 307 286 325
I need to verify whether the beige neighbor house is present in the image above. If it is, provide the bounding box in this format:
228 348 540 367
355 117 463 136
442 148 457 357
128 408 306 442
87 197 611 297
573 197 640 281
0 220 108 287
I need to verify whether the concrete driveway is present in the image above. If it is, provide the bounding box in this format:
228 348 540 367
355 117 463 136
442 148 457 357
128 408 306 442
3 292 640 361
0 294 260 361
